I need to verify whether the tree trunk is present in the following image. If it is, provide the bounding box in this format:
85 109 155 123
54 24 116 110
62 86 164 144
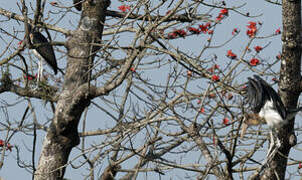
34 1 110 179
260 0 301 179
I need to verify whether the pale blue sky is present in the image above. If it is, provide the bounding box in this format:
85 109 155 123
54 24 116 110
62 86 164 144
1 0 301 180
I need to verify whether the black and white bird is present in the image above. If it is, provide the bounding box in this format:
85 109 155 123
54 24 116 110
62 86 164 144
244 75 302 164
27 24 60 78
245 75 302 128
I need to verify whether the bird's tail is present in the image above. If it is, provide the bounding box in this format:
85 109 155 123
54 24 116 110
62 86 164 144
286 106 302 120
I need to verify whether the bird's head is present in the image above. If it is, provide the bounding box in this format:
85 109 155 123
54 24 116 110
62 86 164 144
240 113 265 138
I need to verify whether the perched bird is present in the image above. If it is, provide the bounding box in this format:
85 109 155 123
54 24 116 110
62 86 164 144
245 75 302 128
243 75 302 165
27 24 59 76
245 75 286 129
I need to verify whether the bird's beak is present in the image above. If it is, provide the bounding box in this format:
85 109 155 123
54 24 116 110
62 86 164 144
240 122 248 139
240 113 265 138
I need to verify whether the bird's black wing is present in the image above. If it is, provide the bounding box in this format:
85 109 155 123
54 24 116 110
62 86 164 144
246 77 265 113
32 32 58 74
253 75 286 119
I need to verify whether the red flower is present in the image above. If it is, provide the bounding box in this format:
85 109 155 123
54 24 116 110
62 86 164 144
220 8 228 16
216 14 224 21
232 28 239 35
208 30 214 34
187 70 192 77
26 76 32 80
50 1 58 6
299 162 302 169
211 75 220 81
246 21 257 38
118 5 131 12
275 28 281 34
247 21 257 29
246 29 257 38
24 74 37 80
250 58 260 66
187 27 200 34
254 46 263 53
174 29 187 37
272 77 279 82
200 107 205 113
167 32 177 39
216 9 228 21
226 50 237 59
18 40 23 46
199 24 209 33
130 67 136 72
214 64 220 69
197 99 201 104
0 140 12 151
223 118 229 125
276 54 281 60
6 143 12 152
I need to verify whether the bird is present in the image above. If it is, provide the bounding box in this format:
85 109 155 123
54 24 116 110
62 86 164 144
245 75 302 128
27 24 60 77
245 75 286 129
243 75 302 166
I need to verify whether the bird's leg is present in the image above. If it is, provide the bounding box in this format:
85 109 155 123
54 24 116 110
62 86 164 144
266 131 274 159
255 134 279 179
257 130 278 176
261 130 274 167
37 60 43 82
256 131 275 175
265 130 280 165
37 60 41 81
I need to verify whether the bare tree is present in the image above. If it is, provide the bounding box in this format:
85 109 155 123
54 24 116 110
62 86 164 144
0 0 301 180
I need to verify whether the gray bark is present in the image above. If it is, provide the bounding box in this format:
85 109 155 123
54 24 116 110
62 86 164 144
34 1 110 179
259 0 301 179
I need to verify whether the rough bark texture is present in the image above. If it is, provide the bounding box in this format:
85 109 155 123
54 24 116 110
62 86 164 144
34 1 110 179
260 0 301 179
